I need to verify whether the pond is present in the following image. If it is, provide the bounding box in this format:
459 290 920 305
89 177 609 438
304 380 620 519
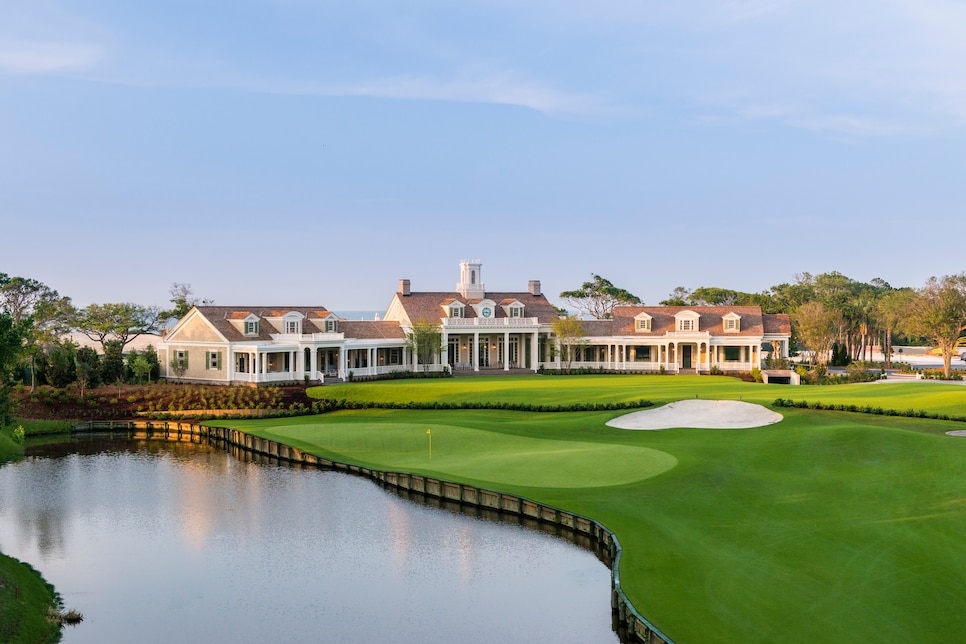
0 437 619 643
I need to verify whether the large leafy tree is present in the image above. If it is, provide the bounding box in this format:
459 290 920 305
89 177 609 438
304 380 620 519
551 315 587 372
76 302 163 353
560 274 641 319
166 282 213 321
0 274 75 390
903 274 966 379
406 318 442 372
874 288 915 368
0 312 32 426
792 301 841 365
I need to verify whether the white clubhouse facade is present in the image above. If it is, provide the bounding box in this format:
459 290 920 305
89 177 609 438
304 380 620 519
157 261 790 385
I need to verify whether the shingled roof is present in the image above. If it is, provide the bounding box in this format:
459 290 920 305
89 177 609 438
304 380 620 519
190 306 335 342
609 306 771 337
391 291 560 324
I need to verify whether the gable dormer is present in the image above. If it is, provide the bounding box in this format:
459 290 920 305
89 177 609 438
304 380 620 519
722 311 741 333
441 298 466 318
311 310 340 333
674 310 700 332
501 299 525 318
634 312 653 332
242 313 260 336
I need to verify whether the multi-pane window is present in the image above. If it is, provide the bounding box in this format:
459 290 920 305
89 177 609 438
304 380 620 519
245 320 259 335
285 320 300 334
636 319 651 331
679 319 694 332
325 319 337 332
725 318 739 331
509 307 522 317
450 306 463 318
206 351 221 370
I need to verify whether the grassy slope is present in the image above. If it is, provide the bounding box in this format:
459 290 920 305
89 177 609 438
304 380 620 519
0 427 61 644
220 376 966 642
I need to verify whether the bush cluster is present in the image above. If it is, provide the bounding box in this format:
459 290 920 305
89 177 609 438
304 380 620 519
772 398 966 423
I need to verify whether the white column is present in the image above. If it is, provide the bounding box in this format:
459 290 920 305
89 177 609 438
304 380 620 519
531 331 539 372
504 331 510 370
442 330 449 370
473 332 480 372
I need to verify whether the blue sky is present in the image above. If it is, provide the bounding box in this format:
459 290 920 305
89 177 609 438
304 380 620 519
3 1 965 311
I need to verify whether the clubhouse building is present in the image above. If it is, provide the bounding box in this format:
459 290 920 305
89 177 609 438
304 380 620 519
157 261 791 385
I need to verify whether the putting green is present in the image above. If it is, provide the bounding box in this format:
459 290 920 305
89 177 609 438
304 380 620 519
259 421 677 488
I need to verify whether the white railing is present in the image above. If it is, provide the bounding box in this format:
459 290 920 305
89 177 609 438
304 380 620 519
269 332 345 341
663 331 711 338
442 317 539 327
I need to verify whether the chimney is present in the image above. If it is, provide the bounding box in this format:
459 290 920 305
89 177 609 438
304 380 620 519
398 279 411 296
528 280 541 296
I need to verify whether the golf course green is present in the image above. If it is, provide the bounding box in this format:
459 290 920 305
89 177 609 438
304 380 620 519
223 375 966 642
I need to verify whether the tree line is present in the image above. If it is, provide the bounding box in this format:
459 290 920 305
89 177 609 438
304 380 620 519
0 277 211 426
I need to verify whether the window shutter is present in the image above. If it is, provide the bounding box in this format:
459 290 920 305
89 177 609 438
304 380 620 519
217 351 223 369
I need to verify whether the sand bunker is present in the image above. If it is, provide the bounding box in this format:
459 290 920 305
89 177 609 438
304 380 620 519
607 399 783 430
946 430 966 437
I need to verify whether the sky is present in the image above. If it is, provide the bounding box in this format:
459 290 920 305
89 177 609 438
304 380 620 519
2 0 965 312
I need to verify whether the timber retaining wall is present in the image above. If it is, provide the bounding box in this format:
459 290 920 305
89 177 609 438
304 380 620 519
70 420 671 644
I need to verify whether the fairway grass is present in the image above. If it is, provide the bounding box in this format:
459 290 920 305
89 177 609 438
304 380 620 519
232 376 966 642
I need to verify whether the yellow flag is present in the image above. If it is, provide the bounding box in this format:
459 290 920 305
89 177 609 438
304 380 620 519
426 428 431 434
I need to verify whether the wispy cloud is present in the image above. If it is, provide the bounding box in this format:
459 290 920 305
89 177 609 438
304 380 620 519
0 39 101 73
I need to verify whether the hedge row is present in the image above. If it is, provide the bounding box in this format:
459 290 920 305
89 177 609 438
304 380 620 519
142 398 655 421
772 398 966 423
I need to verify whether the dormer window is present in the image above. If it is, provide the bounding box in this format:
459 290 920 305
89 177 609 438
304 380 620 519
634 313 652 332
325 319 337 332
508 306 523 318
449 305 464 318
723 312 741 333
674 310 700 333
244 317 259 336
283 313 303 335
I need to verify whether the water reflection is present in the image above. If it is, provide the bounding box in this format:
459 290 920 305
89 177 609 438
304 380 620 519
0 437 618 643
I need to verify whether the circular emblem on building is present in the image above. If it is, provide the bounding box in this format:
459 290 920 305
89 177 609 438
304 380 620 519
482 307 492 318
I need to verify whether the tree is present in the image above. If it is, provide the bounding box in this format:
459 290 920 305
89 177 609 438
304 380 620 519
76 303 163 353
44 339 77 388
75 346 100 394
903 274 966 379
406 318 442 372
166 282 213 322
100 340 125 384
659 286 692 306
560 274 642 319
874 288 915 368
792 301 840 365
0 312 32 427
169 353 189 382
551 316 587 372
129 354 152 384
0 274 75 391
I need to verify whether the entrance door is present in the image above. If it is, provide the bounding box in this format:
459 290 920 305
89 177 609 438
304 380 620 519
682 345 692 369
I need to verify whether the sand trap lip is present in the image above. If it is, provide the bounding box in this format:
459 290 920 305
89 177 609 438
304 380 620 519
607 399 783 430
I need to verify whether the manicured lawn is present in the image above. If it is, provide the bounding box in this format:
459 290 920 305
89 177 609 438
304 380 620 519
309 374 966 415
226 376 966 643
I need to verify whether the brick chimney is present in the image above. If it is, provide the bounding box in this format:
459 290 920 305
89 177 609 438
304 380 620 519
528 280 541 296
398 279 411 296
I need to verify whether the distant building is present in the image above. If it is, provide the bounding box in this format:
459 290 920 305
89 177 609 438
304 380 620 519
157 261 790 384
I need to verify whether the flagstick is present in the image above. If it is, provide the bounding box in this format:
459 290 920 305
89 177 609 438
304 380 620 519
427 428 432 459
